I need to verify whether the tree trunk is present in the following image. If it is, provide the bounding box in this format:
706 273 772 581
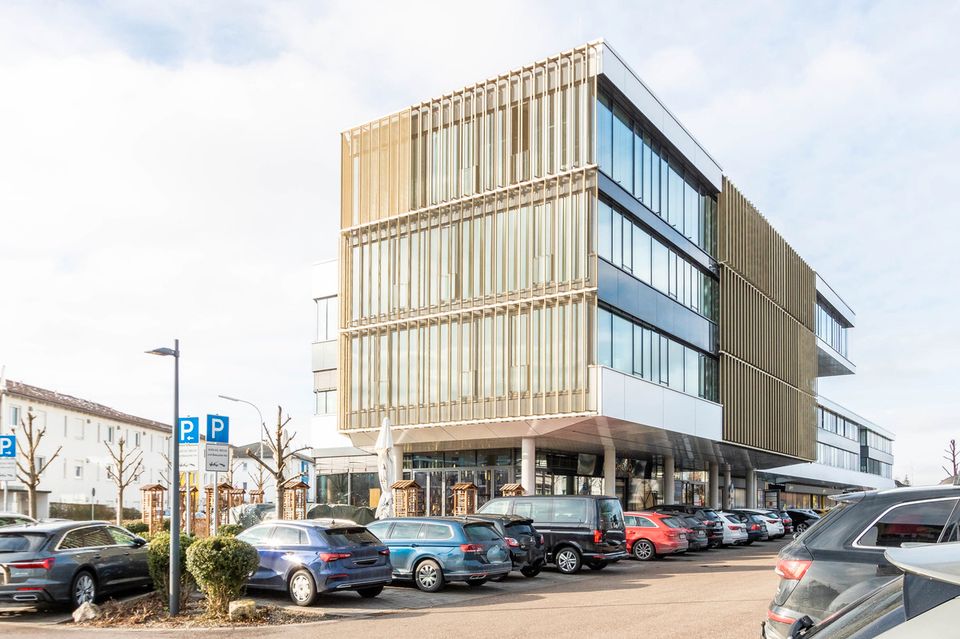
117 487 124 525
27 486 36 519
276 485 284 520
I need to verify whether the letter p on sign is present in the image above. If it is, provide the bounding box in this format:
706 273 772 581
206 415 229 443
0 435 15 458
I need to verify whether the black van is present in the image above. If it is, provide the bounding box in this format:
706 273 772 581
477 495 627 574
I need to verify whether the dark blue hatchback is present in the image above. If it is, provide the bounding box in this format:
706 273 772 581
236 519 392 606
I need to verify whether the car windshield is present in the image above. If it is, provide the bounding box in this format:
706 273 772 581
806 575 904 638
464 523 501 543
0 532 48 553
323 528 379 546
699 510 720 521
663 517 684 528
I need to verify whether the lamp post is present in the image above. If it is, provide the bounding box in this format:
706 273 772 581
217 394 268 460
147 340 180 616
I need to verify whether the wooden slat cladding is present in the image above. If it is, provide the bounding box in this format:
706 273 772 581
718 177 815 330
719 178 817 461
720 357 816 460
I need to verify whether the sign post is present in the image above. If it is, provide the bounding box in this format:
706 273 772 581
179 417 200 535
205 415 229 535
0 436 16 511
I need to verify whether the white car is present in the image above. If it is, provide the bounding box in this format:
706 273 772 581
740 508 785 539
0 512 37 528
717 512 748 546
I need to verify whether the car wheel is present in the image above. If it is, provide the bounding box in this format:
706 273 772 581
554 547 582 574
466 579 487 587
632 539 655 561
71 570 97 609
586 560 608 570
796 522 809 533
357 585 384 598
288 569 318 607
414 559 444 592
520 565 542 578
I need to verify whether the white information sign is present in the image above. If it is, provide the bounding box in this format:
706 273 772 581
179 444 200 471
0 459 16 481
205 443 229 472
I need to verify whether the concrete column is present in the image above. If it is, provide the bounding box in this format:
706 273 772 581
603 446 617 498
663 455 676 505
746 470 757 508
722 464 732 510
708 461 719 509
521 437 536 495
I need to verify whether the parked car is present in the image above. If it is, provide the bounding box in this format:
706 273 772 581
651 505 724 548
477 495 627 574
0 520 149 608
776 510 794 535
785 509 821 534
465 514 546 577
623 511 688 560
365 517 511 591
716 511 748 546
784 542 960 639
677 515 710 550
763 485 960 639
733 508 785 539
236 519 391 606
0 513 36 528
741 512 770 543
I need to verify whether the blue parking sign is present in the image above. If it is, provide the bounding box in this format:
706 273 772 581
178 417 200 444
206 415 229 443
0 435 15 458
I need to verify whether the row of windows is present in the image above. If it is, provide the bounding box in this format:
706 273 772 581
596 308 719 402
348 297 589 413
861 429 893 454
348 177 592 322
862 458 893 478
598 199 718 321
816 442 860 472
816 302 849 357
597 92 717 255
7 406 163 451
817 406 859 441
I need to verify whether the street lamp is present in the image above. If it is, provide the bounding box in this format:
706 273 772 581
217 394 269 458
147 340 180 616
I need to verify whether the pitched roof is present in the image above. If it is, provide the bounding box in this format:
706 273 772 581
3 379 170 433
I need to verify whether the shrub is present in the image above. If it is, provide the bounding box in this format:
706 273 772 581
123 520 149 534
147 532 196 610
217 524 242 537
186 536 259 618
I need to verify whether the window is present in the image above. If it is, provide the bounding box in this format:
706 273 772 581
315 296 339 342
464 524 500 542
237 525 275 546
73 463 84 480
636 517 657 528
856 499 958 548
597 94 612 174
37 456 46 471
612 106 633 191
107 426 114 443
389 522 423 539
553 499 588 523
9 405 20 428
315 389 337 415
479 499 510 515
58 526 113 550
134 432 141 448
323 528 379 546
419 524 453 540
107 527 138 546
272 526 307 546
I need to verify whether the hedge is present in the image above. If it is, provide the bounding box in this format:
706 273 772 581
147 532 196 610
186 536 259 618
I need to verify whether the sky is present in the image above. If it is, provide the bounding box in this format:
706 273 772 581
0 1 957 484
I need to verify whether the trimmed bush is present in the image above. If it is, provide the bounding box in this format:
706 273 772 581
147 532 196 610
217 524 242 537
186 536 259 618
123 520 149 534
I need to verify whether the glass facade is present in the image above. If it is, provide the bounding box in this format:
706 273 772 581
862 458 893 479
816 442 860 471
597 91 717 255
598 198 718 321
315 296 338 342
596 307 718 402
861 429 893 454
816 301 849 357
817 406 859 441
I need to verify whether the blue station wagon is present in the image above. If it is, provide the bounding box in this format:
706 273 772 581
366 517 511 592
236 519 392 606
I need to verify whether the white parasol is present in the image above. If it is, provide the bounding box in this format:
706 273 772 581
374 417 395 519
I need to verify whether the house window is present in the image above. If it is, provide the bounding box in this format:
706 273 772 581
134 432 142 448
107 426 114 443
9 405 20 428
74 463 84 480
37 456 46 471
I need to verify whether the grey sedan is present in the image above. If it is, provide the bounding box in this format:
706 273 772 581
0 520 150 608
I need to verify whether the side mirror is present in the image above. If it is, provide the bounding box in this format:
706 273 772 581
787 615 815 638
132 537 147 548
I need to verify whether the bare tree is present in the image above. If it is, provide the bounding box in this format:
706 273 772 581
246 406 308 518
105 437 144 524
943 440 959 480
13 412 62 519
157 450 173 489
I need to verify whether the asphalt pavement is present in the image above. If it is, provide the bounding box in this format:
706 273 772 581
0 538 786 638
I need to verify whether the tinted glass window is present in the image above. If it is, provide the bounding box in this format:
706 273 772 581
237 525 275 546
599 499 624 528
390 522 423 539
272 526 307 546
464 524 501 542
513 500 553 522
505 523 534 536
637 517 657 528
60 527 111 549
858 499 957 548
365 521 390 540
324 528 379 546
0 533 47 552
663 517 684 528
698 510 720 521
553 499 588 523
806 576 904 638
0 516 31 527
419 524 453 540
479 499 509 515
624 515 637 526
107 527 138 546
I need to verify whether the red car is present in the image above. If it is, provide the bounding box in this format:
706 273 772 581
624 511 689 561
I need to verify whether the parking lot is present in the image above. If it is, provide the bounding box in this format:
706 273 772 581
0 539 785 638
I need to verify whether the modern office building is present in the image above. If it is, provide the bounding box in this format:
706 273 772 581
324 39 893 513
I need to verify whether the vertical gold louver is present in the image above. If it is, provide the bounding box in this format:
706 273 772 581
718 177 817 461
